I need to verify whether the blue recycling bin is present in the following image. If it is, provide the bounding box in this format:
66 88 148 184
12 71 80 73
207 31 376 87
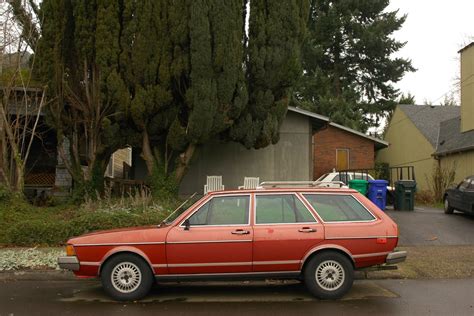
368 180 388 210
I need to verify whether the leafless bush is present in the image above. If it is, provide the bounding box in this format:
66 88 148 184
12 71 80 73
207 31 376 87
426 162 457 203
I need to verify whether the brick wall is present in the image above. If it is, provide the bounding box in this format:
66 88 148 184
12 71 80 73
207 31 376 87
313 125 375 180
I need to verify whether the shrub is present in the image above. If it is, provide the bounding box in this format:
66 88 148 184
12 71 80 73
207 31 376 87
1 198 174 246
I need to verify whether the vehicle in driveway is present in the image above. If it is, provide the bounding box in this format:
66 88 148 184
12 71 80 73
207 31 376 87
58 186 406 301
444 176 474 215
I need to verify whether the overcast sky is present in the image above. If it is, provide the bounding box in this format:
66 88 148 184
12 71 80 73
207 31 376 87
388 0 474 105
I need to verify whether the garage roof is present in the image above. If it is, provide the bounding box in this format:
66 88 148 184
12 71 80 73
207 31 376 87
288 106 388 150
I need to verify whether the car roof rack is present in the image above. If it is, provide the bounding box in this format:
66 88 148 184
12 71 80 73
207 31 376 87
258 181 346 189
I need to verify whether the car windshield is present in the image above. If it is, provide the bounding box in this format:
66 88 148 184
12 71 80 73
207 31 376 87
161 193 203 225
316 173 329 181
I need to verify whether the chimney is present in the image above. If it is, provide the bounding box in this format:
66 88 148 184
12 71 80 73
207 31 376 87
460 42 474 133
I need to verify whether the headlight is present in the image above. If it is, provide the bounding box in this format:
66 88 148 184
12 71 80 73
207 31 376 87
66 244 76 256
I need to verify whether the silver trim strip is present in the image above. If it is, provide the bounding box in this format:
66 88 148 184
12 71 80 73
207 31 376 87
167 262 252 268
253 260 301 265
326 236 398 240
152 264 168 268
167 240 252 245
158 260 302 268
156 271 301 278
353 251 391 259
80 261 101 266
74 242 165 247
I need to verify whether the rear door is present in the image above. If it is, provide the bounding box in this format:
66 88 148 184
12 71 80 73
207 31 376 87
252 193 324 272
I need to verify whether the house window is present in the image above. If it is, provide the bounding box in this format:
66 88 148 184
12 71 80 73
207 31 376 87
336 149 349 171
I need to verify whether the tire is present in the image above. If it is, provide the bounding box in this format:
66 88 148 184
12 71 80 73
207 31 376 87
304 251 354 300
444 197 454 214
100 253 154 301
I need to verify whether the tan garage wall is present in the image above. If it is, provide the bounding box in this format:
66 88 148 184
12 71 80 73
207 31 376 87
376 107 436 191
439 150 474 185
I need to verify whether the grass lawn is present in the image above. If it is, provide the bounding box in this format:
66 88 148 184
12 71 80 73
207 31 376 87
0 196 178 247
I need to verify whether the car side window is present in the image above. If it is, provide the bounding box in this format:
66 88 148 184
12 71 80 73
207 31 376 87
187 196 249 226
303 194 375 222
459 180 470 191
468 180 474 191
255 194 316 224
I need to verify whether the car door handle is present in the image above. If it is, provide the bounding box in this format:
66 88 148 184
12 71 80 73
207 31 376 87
231 229 250 235
298 227 316 233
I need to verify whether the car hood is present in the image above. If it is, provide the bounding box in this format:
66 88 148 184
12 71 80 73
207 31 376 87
68 225 168 245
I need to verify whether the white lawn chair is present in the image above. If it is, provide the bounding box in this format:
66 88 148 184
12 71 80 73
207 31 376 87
204 176 224 194
238 177 260 189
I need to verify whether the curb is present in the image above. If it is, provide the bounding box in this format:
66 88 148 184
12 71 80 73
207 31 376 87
0 270 76 281
0 269 402 281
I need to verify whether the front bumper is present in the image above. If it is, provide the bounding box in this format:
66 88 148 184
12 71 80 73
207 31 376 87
58 256 80 271
386 250 407 265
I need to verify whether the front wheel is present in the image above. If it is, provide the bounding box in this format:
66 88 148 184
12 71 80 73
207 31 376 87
444 197 454 214
304 251 354 300
101 254 154 301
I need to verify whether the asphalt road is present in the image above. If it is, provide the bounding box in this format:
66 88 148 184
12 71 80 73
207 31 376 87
385 206 474 246
0 278 473 315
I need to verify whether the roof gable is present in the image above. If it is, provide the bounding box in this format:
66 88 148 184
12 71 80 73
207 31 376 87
398 105 460 147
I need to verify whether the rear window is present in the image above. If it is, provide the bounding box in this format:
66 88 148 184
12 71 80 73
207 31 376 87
303 194 375 222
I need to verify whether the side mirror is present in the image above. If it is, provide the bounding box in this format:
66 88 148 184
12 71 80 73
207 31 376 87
183 219 190 231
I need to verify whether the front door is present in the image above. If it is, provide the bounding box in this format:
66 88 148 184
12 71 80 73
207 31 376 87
252 193 324 272
452 179 470 210
336 149 349 171
166 195 253 274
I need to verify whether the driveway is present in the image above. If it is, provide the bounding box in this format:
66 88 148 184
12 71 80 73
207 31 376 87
385 206 474 246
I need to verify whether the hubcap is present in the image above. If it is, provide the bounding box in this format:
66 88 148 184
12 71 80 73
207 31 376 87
444 199 449 210
111 262 142 293
315 260 345 291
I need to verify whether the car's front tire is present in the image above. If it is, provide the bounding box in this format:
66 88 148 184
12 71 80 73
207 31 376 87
304 251 353 300
101 253 154 301
444 197 454 214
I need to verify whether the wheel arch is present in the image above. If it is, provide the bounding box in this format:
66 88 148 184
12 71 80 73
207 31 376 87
98 247 154 276
300 245 355 272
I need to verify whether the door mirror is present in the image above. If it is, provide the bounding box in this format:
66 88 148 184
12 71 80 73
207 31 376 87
183 218 190 230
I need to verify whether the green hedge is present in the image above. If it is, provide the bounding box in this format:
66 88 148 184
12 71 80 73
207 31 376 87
0 198 172 246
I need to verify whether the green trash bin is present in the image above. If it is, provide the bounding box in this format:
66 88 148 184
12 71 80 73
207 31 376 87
394 180 417 211
348 179 368 195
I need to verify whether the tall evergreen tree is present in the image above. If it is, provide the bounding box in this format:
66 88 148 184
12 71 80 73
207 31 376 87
231 0 309 148
36 0 132 196
34 0 309 197
296 0 414 131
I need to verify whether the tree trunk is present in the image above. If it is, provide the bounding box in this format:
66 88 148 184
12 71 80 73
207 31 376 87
141 130 156 174
175 143 196 184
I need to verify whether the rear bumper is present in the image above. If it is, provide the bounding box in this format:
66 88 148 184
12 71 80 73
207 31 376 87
58 256 80 271
386 251 407 265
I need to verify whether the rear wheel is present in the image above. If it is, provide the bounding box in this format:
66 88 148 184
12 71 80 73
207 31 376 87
444 197 454 214
101 253 154 301
304 251 353 300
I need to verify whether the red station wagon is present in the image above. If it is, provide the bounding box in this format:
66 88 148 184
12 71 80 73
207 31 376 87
58 186 406 301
